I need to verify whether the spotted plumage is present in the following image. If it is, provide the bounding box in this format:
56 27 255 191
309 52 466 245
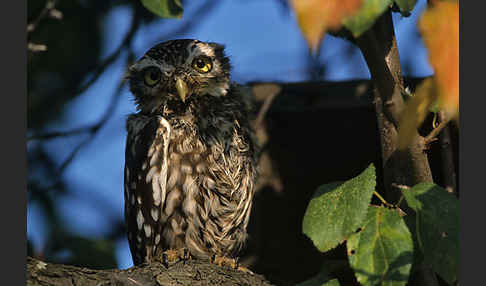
124 39 258 265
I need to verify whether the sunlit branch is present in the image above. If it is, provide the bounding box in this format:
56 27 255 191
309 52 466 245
424 115 451 145
27 0 60 35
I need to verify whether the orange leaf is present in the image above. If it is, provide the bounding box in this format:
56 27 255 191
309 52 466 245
291 0 362 52
418 1 459 118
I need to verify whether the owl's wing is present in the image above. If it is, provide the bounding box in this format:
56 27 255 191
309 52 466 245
124 114 171 265
196 118 258 256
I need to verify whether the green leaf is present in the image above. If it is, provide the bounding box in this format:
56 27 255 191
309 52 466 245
343 0 393 37
402 183 459 284
402 214 423 274
302 164 376 252
323 279 340 286
140 0 183 18
394 0 417 16
347 206 413 286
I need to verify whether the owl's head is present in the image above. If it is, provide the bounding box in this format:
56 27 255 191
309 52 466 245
127 39 231 113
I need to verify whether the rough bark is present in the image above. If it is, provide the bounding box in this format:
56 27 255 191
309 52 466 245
27 256 273 286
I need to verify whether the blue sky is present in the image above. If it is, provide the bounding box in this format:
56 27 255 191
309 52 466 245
27 0 433 269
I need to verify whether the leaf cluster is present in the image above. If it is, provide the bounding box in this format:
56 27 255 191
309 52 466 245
299 165 458 286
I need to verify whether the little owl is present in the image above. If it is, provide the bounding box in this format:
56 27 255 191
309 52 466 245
124 39 258 270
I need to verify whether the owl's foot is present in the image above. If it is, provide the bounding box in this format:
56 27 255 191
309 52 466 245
161 248 192 268
210 254 254 274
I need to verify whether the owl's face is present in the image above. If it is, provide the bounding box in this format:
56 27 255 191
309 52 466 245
127 39 231 113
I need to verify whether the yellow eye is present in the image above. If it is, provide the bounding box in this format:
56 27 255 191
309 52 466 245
143 67 161 86
192 56 212 73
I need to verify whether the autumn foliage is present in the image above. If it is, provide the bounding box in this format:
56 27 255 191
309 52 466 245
291 0 363 51
419 1 459 118
399 1 459 148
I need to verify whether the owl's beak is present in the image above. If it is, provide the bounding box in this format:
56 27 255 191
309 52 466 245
175 77 188 103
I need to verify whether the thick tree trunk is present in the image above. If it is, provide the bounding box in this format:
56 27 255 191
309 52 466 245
27 257 273 286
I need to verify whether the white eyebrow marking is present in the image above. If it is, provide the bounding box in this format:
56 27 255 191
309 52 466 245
194 42 216 57
185 42 216 66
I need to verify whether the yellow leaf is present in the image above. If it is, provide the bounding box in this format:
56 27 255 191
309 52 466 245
418 1 459 118
291 0 362 52
398 78 438 150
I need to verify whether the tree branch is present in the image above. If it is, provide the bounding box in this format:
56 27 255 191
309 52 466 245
27 0 62 53
27 125 97 141
29 67 131 196
424 115 451 145
355 10 433 201
27 0 60 35
74 14 140 96
355 9 436 286
57 73 127 175
27 256 273 286
253 83 281 129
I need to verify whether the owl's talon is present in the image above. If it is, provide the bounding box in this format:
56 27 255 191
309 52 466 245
160 248 190 267
209 254 252 274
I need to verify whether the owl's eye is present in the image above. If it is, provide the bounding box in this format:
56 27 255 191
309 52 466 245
143 67 161 87
192 56 212 73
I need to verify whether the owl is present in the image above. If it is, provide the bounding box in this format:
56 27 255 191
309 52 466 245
123 39 258 270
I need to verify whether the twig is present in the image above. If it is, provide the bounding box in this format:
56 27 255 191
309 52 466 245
27 0 62 54
27 125 98 141
57 76 127 175
391 183 410 207
74 14 140 96
28 14 140 142
424 116 451 145
34 58 131 193
373 191 393 207
391 183 410 190
28 43 48 52
27 0 59 34
254 85 281 128
255 94 276 128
